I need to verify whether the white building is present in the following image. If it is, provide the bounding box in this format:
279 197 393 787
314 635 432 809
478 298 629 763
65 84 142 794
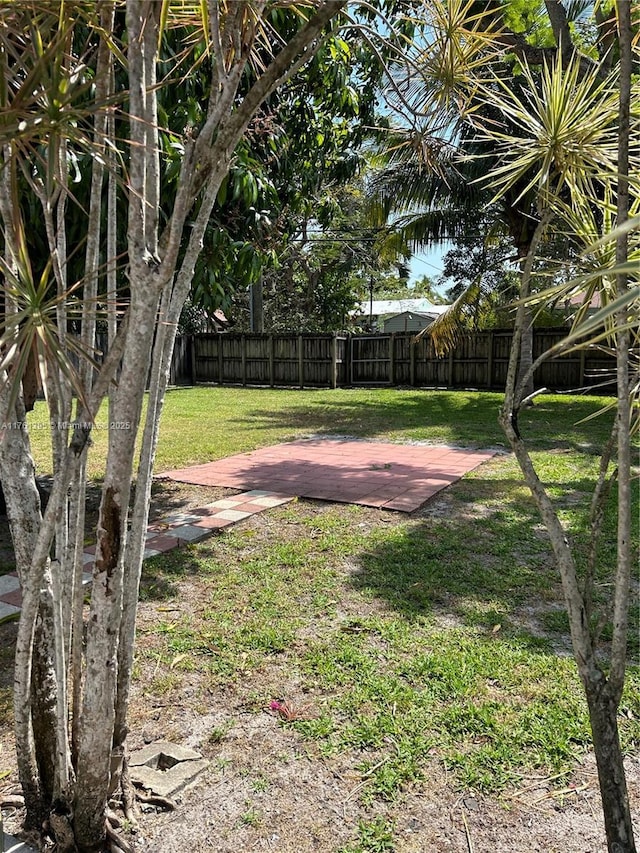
356 298 450 332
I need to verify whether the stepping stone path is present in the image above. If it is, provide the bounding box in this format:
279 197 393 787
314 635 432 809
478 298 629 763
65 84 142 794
0 490 293 623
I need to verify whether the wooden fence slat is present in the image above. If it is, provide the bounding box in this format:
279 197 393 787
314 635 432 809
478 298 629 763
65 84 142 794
410 339 416 387
269 335 275 387
331 334 338 389
177 329 619 393
298 335 304 388
389 333 396 385
487 332 494 388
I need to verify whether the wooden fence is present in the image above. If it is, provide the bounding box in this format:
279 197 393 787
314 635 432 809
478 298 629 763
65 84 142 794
189 333 348 388
166 329 617 393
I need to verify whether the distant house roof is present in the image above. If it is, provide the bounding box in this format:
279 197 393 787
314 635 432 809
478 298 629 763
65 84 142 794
383 310 438 333
357 298 450 317
210 308 230 331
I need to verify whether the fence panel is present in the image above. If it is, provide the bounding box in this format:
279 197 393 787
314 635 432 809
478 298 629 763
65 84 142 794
168 335 191 385
349 335 391 384
193 335 219 382
185 329 619 393
273 334 301 385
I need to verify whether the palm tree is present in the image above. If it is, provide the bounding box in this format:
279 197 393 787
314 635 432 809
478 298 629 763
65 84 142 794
366 0 600 391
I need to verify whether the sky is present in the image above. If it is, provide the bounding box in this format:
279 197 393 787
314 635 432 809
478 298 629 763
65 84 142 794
408 243 452 284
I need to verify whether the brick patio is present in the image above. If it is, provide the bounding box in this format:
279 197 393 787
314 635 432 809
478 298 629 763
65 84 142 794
0 490 293 622
162 437 495 512
1 439 497 622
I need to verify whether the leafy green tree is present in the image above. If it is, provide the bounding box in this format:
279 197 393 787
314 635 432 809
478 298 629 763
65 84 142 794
229 177 411 332
372 272 445 302
177 12 412 329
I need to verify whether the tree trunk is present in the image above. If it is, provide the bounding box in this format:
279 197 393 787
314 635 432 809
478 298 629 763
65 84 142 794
30 595 60 814
586 684 636 853
250 278 264 332
516 306 535 400
506 209 537 401
500 202 637 853
73 286 161 851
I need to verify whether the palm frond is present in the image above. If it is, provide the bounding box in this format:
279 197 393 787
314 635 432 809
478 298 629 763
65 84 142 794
416 0 505 117
416 276 484 356
390 208 480 248
0 231 101 421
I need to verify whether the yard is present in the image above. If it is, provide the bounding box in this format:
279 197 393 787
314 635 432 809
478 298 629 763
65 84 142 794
1 387 638 852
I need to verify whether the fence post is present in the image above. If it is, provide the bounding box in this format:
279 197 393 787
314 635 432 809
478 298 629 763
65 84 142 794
409 338 416 387
579 347 586 388
189 335 196 385
269 335 275 387
487 332 494 388
241 334 247 386
331 334 338 389
448 347 454 387
217 335 224 385
348 335 354 386
389 333 396 385
298 335 304 388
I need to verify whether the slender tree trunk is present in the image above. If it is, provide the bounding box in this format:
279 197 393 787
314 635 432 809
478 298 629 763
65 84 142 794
73 284 162 851
29 590 60 814
506 215 537 401
501 202 636 853
594 6 637 847
114 166 229 751
517 307 534 399
0 154 48 828
587 683 636 853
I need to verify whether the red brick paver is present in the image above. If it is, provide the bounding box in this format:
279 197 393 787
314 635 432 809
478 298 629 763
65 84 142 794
1 442 496 621
0 489 293 621
162 438 495 512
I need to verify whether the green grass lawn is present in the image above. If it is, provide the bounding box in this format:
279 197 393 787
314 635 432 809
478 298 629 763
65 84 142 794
18 386 639 850
26 385 620 478
137 465 639 830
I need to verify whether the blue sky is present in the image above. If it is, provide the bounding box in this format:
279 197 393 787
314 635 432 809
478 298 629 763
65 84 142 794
408 244 451 283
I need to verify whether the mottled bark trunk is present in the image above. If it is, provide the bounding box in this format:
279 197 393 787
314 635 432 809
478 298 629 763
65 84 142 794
586 684 636 853
0 459 44 830
594 6 636 849
10 449 82 832
516 308 535 400
30 586 60 814
501 181 636 850
115 168 228 750
73 279 161 851
505 207 537 400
